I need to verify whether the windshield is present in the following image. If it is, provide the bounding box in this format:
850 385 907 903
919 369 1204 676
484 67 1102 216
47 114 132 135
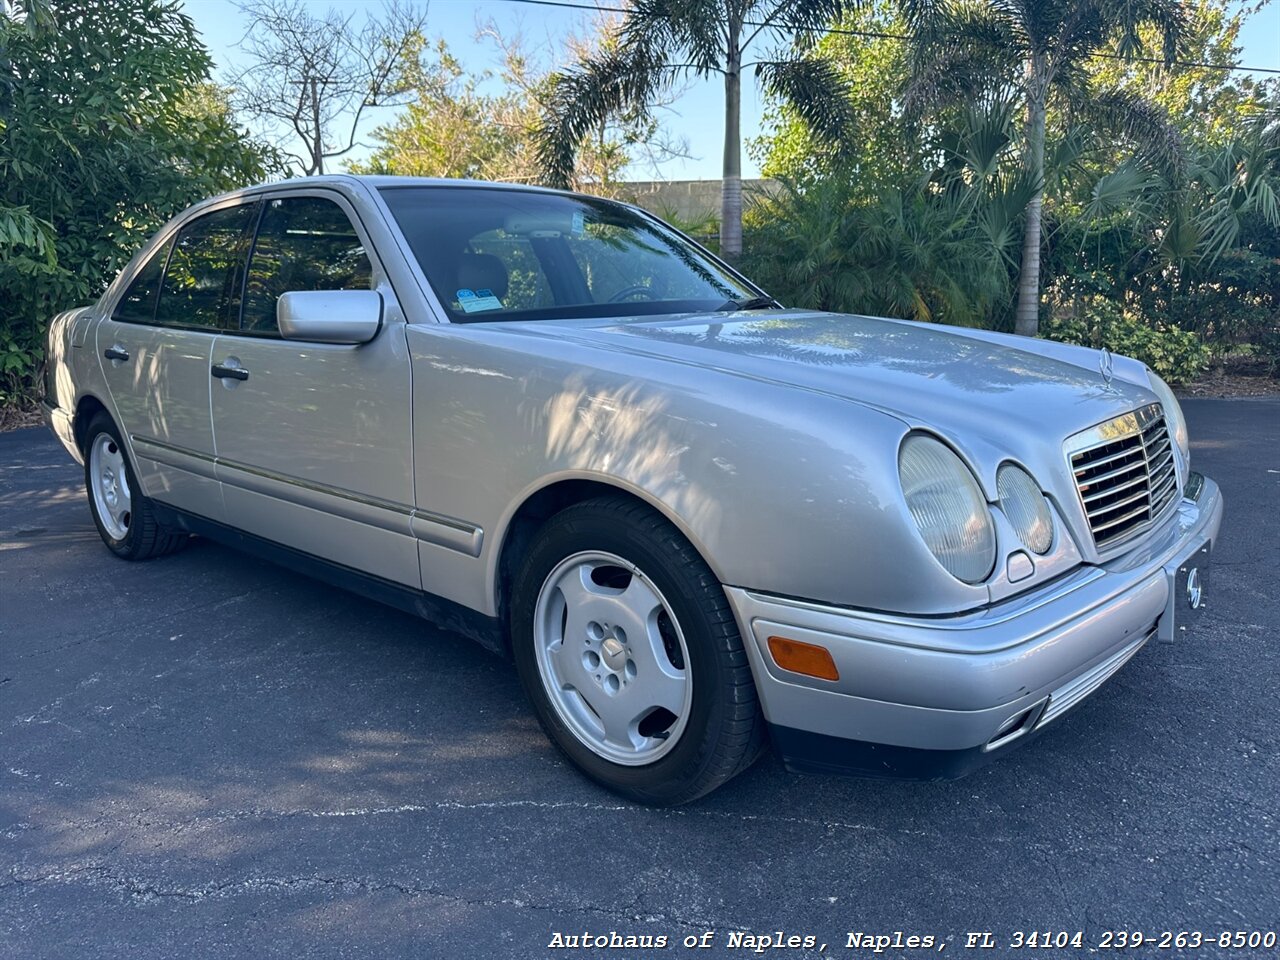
379 186 760 322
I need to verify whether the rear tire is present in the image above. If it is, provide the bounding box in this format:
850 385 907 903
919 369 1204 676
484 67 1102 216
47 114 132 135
83 412 188 561
511 495 766 805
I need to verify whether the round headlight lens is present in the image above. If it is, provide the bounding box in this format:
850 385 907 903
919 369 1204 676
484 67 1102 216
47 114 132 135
898 435 996 584
996 464 1053 555
1147 371 1189 469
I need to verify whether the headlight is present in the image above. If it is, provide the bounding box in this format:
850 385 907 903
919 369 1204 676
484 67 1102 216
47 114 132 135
1147 371 1189 469
898 435 996 584
996 464 1053 555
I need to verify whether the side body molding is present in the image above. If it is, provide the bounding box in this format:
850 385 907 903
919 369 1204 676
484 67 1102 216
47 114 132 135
131 435 483 557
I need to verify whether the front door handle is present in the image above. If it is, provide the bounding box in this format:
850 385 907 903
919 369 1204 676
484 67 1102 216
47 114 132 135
103 345 129 363
211 362 249 381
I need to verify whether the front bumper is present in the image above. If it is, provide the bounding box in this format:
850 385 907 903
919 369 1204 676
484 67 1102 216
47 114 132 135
727 473 1224 780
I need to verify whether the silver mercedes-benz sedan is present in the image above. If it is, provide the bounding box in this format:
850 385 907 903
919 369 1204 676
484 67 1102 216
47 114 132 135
41 176 1223 804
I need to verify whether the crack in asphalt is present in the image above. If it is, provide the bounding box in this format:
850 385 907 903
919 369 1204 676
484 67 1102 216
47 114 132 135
1045 856 1077 915
0 862 745 932
4 797 950 847
14 586 272 660
8 798 1272 888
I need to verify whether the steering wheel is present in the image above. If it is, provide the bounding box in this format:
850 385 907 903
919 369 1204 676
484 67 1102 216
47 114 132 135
607 285 658 303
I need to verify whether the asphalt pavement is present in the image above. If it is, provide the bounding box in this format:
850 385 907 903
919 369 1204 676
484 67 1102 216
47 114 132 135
1 399 1277 959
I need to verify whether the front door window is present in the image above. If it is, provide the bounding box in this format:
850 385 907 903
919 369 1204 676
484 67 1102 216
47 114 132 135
241 197 374 334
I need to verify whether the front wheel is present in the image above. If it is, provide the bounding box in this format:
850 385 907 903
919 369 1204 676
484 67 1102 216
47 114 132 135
83 412 188 561
511 496 765 805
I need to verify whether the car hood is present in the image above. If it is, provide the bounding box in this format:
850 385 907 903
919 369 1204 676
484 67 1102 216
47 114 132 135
524 310 1154 449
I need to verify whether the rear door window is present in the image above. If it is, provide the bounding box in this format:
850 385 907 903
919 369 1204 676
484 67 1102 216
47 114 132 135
113 239 173 323
240 197 374 334
154 204 259 330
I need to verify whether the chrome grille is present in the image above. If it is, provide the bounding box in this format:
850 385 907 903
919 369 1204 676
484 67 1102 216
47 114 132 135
1069 404 1179 549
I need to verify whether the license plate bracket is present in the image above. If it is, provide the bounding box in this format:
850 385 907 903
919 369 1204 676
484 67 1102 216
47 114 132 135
1159 542 1211 642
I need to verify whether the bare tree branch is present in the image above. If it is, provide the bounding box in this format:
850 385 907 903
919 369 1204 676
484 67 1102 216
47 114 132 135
229 0 426 175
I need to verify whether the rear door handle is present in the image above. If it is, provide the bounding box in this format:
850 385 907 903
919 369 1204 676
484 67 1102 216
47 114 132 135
103 345 129 362
211 362 249 381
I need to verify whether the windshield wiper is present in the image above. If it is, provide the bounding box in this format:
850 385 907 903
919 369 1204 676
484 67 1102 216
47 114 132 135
716 295 783 312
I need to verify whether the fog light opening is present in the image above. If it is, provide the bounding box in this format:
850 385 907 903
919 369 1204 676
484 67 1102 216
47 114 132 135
767 636 840 682
985 701 1046 751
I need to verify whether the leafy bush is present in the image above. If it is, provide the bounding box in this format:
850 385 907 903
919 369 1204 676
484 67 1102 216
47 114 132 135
664 211 721 249
1044 301 1211 384
1159 241 1280 373
0 0 280 409
741 166 1030 328
0 328 42 407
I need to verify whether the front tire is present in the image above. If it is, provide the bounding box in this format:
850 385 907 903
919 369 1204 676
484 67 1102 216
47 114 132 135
83 412 187 561
511 496 765 805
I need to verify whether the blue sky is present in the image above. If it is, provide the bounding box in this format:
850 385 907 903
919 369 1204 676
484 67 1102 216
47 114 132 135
181 0 1280 181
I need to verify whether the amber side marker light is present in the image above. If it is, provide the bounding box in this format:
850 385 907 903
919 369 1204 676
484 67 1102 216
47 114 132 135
767 636 840 682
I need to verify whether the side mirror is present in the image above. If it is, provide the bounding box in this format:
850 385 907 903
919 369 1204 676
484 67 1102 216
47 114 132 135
277 290 383 344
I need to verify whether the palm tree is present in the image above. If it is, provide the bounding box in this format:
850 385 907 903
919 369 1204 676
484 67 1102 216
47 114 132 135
901 0 1188 336
741 100 1038 323
536 0 856 260
1081 109 1280 267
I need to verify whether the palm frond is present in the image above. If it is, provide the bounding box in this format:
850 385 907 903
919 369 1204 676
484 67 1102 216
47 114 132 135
949 98 1019 180
1245 101 1280 154
1160 208 1202 263
978 163 1043 266
1194 136 1280 262
759 0 855 49
756 55 855 146
535 42 668 188
1082 158 1164 222
899 0 953 36
1044 125 1092 191
902 4 1023 114
625 0 725 75
1086 86 1185 179
1095 0 1188 65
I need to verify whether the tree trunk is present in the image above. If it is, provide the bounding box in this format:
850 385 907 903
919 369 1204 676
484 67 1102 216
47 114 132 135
720 42 742 260
310 76 324 175
1015 64 1047 337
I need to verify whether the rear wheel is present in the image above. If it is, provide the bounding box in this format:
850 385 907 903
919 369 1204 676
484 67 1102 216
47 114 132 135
511 496 765 805
83 412 187 560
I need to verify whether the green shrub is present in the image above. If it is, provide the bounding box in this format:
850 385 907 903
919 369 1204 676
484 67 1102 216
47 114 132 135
651 204 720 250
1 0 280 410
1044 301 1211 384
0 328 43 408
740 175 1019 327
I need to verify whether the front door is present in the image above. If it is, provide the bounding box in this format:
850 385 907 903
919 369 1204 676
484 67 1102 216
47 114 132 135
97 201 258 523
209 192 418 587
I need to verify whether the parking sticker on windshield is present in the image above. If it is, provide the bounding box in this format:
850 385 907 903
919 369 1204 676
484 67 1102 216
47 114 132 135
456 287 504 313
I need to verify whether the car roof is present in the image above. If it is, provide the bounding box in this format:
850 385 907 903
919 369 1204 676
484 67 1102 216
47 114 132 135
180 174 610 223
332 175 565 193
216 174 570 202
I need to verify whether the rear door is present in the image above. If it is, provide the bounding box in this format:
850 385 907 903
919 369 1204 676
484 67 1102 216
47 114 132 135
97 201 258 523
209 191 418 587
